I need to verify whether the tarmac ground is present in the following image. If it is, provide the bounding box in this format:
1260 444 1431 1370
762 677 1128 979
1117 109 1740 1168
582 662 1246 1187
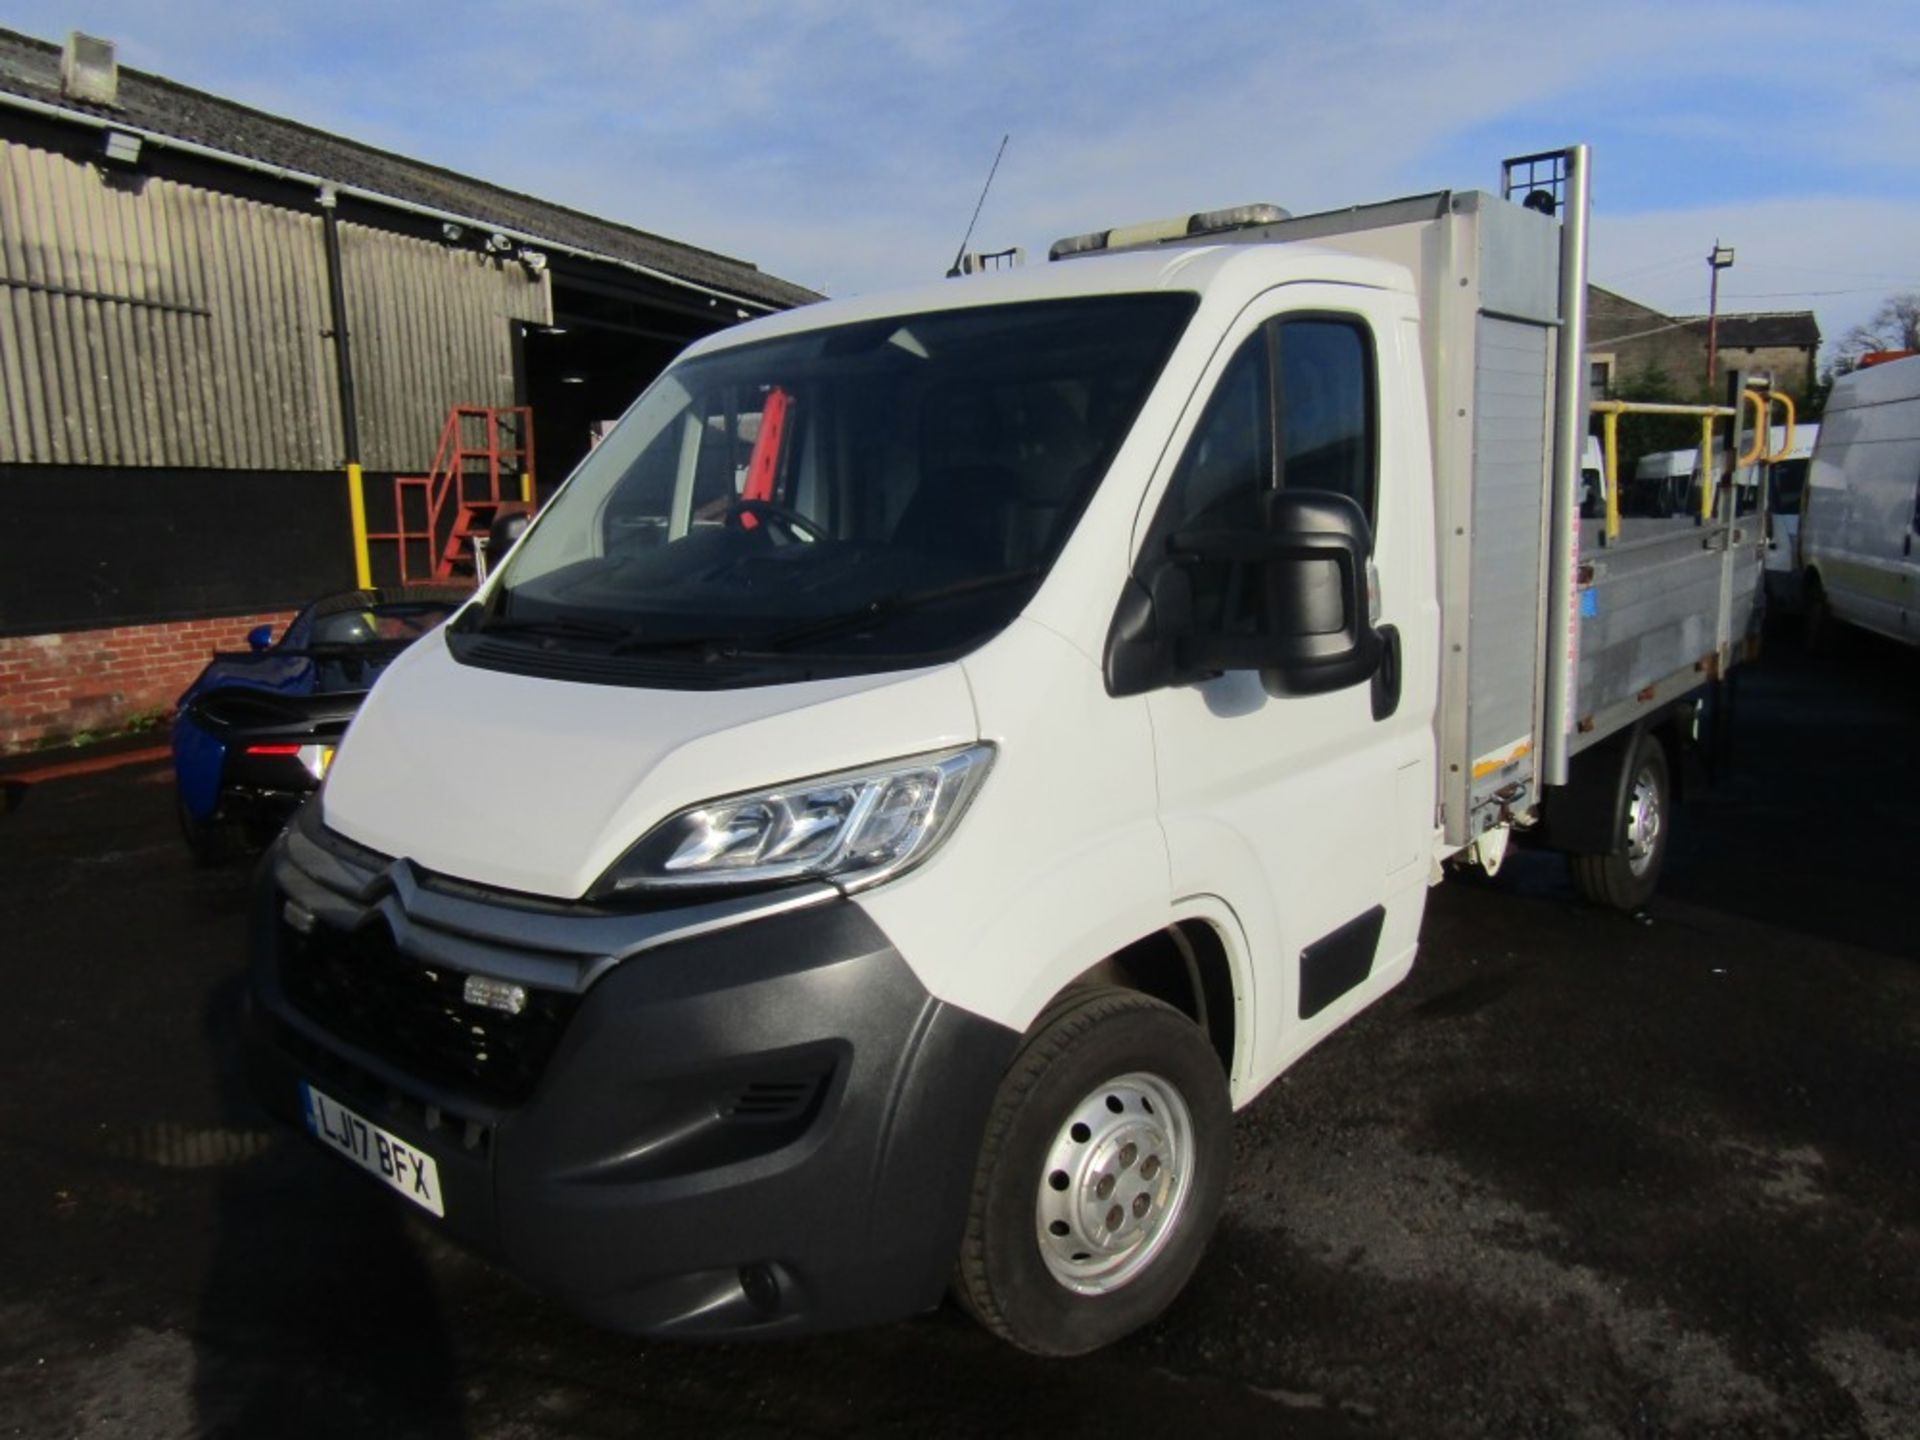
0 630 1915 1439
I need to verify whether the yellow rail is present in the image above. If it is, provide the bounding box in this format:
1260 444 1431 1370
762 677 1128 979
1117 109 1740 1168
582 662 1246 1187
1736 391 1769 467
1588 390 1777 541
1764 392 1797 463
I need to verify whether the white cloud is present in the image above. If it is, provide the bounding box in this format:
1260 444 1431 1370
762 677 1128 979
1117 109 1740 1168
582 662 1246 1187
1593 198 1920 357
14 0 1919 347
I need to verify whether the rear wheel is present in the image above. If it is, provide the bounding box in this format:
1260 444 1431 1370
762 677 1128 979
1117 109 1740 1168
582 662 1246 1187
953 987 1230 1356
1568 733 1670 912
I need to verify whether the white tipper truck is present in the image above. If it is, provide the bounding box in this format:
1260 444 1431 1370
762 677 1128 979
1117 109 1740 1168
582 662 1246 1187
247 146 1765 1354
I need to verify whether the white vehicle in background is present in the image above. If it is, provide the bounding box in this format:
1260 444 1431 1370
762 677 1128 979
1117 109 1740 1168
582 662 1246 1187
1581 435 1608 519
1746 423 1816 608
243 147 1767 1357
1631 447 1697 517
1801 355 1920 647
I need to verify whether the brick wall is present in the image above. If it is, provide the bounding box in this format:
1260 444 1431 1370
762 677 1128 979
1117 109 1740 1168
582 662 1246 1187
0 611 297 754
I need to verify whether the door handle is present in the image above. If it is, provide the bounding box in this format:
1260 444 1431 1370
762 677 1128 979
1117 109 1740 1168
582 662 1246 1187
1370 624 1402 722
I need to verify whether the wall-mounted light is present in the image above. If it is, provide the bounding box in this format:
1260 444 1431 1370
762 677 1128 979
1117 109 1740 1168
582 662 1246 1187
441 221 465 242
518 249 548 274
559 374 587 385
485 232 513 254
101 129 141 166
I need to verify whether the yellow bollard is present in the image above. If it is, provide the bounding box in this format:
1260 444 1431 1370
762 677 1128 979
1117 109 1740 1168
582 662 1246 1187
347 462 372 588
1699 415 1716 522
1603 409 1621 543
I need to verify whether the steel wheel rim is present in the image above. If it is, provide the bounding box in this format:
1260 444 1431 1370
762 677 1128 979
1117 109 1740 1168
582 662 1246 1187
1626 764 1662 875
1034 1071 1194 1295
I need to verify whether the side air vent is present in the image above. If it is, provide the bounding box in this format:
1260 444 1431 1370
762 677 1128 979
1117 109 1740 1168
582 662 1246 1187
727 1074 828 1124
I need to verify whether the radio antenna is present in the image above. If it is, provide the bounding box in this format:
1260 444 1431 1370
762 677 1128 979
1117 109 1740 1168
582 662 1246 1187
946 134 1010 277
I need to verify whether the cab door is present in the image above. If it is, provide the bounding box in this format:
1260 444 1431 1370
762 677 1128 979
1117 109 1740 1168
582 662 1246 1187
1136 287 1439 1093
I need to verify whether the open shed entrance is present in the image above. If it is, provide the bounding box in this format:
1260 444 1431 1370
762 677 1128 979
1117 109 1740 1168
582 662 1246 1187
518 272 754 496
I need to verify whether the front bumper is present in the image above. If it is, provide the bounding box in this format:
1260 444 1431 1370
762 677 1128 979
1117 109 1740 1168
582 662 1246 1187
247 810 1018 1338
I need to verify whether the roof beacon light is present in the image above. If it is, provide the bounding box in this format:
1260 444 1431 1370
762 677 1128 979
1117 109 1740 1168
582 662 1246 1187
1049 203 1290 262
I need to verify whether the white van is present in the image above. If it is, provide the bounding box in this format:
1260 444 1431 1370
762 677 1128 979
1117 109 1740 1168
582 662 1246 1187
1581 435 1608 519
1748 423 1815 606
1631 447 1697 517
245 149 1765 1356
1802 356 1920 646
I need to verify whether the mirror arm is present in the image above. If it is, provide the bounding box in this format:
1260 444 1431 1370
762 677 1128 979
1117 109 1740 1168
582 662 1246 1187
1104 560 1206 697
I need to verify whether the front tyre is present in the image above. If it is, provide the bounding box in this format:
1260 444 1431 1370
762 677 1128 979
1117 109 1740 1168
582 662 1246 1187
953 987 1230 1356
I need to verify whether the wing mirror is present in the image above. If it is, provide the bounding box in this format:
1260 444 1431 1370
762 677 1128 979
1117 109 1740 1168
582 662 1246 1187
479 508 533 581
1106 489 1382 697
246 624 275 652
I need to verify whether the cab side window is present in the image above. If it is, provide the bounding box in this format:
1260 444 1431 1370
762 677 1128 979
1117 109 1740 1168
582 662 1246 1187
1149 314 1377 635
1160 333 1273 633
1278 318 1376 522
1167 333 1274 531
1158 315 1377 534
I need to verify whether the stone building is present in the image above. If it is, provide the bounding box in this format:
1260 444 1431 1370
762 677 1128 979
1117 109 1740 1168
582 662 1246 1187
1587 285 1820 402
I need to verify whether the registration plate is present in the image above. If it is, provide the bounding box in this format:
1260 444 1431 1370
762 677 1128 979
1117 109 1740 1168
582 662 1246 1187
301 1083 445 1217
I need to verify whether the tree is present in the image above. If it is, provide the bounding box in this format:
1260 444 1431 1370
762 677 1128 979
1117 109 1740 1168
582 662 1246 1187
1830 291 1920 376
1604 362 1708 485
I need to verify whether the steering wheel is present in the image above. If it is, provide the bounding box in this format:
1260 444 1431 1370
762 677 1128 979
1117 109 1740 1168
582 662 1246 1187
724 497 827 543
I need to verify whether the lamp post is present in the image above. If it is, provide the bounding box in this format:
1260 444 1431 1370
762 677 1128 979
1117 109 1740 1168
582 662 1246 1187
1705 242 1735 395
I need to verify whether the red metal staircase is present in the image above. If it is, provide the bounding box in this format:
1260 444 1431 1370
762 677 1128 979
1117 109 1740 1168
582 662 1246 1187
369 406 536 584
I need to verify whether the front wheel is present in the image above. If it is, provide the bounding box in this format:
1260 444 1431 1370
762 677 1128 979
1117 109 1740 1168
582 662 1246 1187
953 987 1231 1356
1568 733 1671 912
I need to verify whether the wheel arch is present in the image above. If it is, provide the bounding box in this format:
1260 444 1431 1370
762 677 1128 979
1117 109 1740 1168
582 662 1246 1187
1533 697 1699 856
1028 908 1249 1102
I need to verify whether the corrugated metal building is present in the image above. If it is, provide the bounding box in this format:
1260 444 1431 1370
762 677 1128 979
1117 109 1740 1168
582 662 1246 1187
0 27 816 749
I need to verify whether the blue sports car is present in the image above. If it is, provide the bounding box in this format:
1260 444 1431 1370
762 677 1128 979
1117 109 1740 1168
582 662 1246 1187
172 587 466 861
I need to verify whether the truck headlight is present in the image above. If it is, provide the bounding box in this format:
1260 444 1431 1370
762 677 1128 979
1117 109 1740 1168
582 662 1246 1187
591 744 994 898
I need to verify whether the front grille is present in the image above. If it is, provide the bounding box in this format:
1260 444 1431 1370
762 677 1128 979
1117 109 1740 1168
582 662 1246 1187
279 914 578 1108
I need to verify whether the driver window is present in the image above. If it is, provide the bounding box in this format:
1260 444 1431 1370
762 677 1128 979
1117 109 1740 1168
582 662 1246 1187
1150 313 1378 637
1159 333 1273 635
1165 333 1273 533
1278 318 1375 522
1158 313 1378 538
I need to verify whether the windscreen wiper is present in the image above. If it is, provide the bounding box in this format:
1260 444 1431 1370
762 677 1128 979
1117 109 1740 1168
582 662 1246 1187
468 613 629 643
738 566 1043 653
608 629 753 657
468 609 743 660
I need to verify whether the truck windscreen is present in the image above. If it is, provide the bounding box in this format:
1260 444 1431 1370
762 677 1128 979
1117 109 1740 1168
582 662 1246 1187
477 294 1195 669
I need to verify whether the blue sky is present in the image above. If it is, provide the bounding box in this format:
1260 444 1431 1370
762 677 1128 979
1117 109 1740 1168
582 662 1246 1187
9 0 1918 355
